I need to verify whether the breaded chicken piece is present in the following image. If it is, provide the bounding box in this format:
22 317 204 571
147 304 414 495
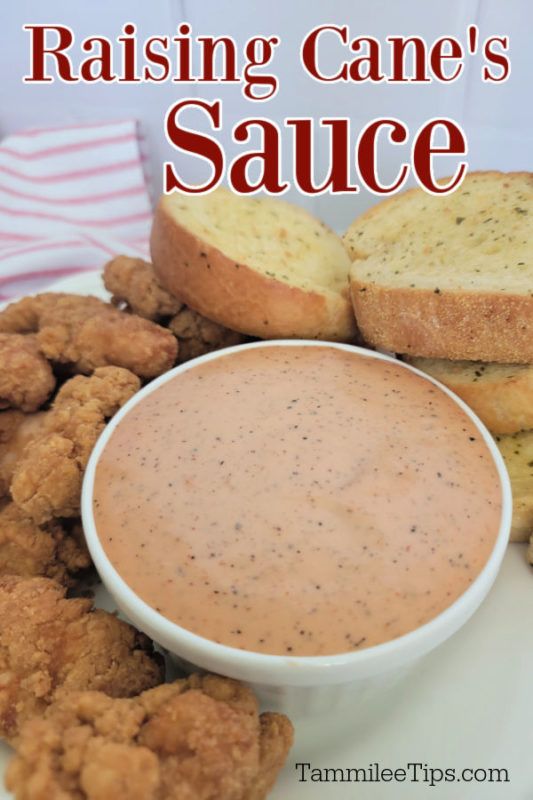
0 502 91 585
104 256 246 361
104 255 183 320
0 411 23 498
0 411 46 499
0 333 55 412
6 674 293 799
9 367 140 524
0 293 177 377
169 307 246 363
0 576 164 742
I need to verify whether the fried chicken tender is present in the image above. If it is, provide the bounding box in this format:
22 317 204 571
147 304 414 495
0 293 177 377
0 502 91 585
104 256 182 320
0 333 55 412
103 256 246 361
0 411 46 499
0 576 164 742
6 674 293 799
9 367 140 524
0 411 22 498
169 307 246 363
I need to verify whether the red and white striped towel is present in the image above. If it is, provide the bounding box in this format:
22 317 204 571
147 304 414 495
0 119 153 302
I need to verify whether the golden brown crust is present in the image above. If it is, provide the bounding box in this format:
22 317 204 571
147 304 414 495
247 713 295 800
103 255 247 361
346 171 533 362
494 430 533 542
0 333 55 412
8 367 140 524
10 434 84 523
0 503 91 585
168 306 247 363
0 575 164 743
0 411 30 499
406 359 533 435
6 675 293 799
350 279 533 363
151 200 357 341
0 293 178 378
104 255 183 320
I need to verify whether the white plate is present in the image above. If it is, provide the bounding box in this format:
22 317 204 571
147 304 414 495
1 273 532 800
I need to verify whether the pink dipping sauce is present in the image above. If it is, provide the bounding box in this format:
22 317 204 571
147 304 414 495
93 346 502 656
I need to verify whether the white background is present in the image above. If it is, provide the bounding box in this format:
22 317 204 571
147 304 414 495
0 0 531 229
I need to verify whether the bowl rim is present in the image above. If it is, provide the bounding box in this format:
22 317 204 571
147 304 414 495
82 340 512 683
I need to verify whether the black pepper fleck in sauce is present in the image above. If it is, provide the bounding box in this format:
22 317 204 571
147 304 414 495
93 346 502 657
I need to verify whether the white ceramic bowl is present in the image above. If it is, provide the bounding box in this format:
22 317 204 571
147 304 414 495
82 341 512 719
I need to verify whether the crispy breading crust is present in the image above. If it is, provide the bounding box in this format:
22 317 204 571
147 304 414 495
0 411 26 498
6 674 293 800
0 411 49 503
0 293 177 377
104 255 248 361
0 502 91 585
104 255 183 320
169 306 246 363
0 576 164 743
9 367 140 523
0 333 55 412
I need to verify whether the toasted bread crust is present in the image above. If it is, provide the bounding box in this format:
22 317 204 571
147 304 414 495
350 279 533 363
151 200 357 341
407 358 533 435
346 171 533 362
494 430 533 543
